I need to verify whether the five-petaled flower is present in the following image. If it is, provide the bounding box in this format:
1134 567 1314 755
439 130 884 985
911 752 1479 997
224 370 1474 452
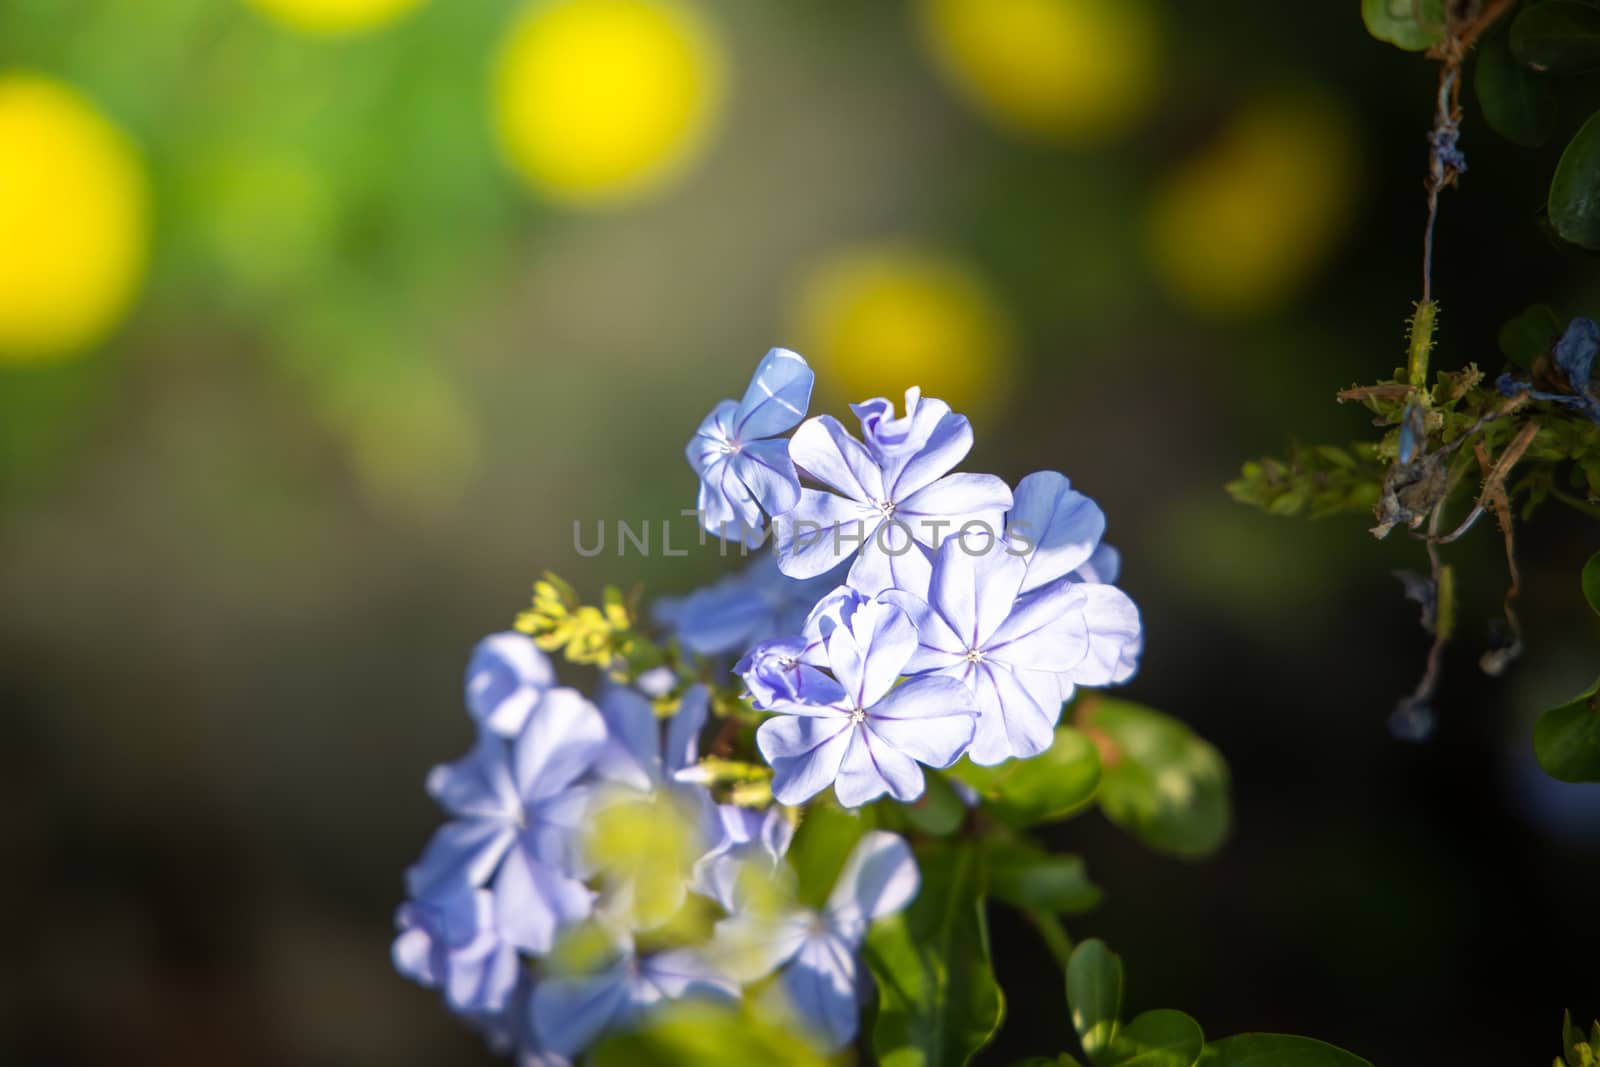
407 689 606 953
715 831 919 1050
465 631 555 737
755 592 978 806
775 387 1012 592
687 347 815 546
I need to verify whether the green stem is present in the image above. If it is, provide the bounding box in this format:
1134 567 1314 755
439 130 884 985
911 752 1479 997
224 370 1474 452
1549 485 1600 521
1025 907 1074 969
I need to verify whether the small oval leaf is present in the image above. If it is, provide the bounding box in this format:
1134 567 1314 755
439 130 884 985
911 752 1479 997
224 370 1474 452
1362 0 1446 51
1106 1009 1206 1067
1082 699 1232 859
1066 939 1124 1060
986 840 1102 915
950 725 1102 825
1475 30 1557 147
1533 675 1600 783
1510 1 1600 75
1583 551 1600 616
1198 1033 1375 1067
1498 304 1564 368
1550 109 1600 249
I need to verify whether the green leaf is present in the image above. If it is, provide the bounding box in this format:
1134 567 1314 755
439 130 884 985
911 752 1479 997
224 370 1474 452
1066 939 1123 1060
949 725 1102 825
1498 304 1564 368
902 771 970 836
1511 1 1600 75
1550 108 1600 250
1583 551 1600 616
787 802 867 909
1104 1009 1206 1067
867 841 1005 1067
1083 699 1232 859
1476 28 1558 146
1362 0 1446 51
1534 674 1600 783
1563 1011 1581 1064
1197 1034 1375 1067
986 838 1102 915
590 1001 830 1067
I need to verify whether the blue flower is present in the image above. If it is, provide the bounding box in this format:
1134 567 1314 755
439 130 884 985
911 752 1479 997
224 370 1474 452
656 552 847 658
392 886 521 1016
714 831 918 1050
466 631 555 737
1003 470 1140 695
1497 317 1600 423
407 688 607 953
755 593 978 806
733 585 858 709
530 938 738 1058
688 348 814 545
592 682 709 793
884 532 1140 766
691 803 796 911
1556 316 1600 388
1006 471 1108 593
471 975 573 1067
775 388 1012 591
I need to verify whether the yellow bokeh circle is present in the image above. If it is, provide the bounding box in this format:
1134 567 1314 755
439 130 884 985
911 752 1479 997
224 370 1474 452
246 0 424 36
1145 93 1361 317
790 247 1015 419
917 0 1162 142
0 74 149 363
493 0 726 206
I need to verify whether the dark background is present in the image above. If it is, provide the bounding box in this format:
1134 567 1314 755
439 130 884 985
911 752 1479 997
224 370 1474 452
3 1 1598 1064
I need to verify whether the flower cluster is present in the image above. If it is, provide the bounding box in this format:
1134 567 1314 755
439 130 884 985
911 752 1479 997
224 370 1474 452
682 348 1142 795
392 630 918 1060
394 348 1142 1060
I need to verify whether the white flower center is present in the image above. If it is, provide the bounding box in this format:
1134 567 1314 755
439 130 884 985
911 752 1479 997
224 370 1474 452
849 706 867 725
964 647 985 664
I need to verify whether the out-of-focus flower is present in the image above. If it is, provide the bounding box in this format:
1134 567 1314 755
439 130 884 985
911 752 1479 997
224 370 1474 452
407 690 607 953
587 684 713 930
392 886 521 1016
0 74 148 362
655 553 844 658
687 348 813 545
493 0 726 206
1146 92 1360 317
531 937 737 1058
692 804 794 912
790 247 1014 418
246 0 424 34
915 0 1162 141
1497 317 1600 423
466 632 556 738
776 389 1011 590
593 681 707 793
715 831 918 1049
756 595 977 806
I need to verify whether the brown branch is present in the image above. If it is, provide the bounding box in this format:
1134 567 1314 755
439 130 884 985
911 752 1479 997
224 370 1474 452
1472 439 1524 676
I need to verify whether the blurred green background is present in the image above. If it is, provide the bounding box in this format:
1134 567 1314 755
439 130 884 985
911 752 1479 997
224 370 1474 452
4 1 1599 1064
